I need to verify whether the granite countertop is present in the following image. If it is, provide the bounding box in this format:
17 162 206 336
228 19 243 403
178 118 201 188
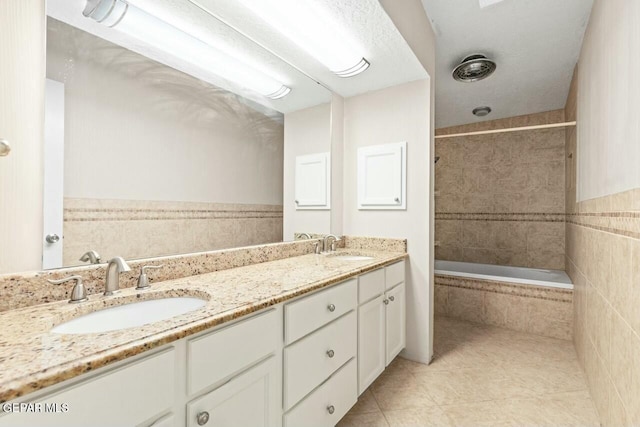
0 249 406 403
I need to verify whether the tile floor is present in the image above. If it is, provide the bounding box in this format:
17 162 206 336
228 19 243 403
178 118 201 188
338 317 599 427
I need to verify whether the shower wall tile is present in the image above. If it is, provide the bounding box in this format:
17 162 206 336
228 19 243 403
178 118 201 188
565 63 640 427
435 218 565 270
435 110 567 270
63 198 283 267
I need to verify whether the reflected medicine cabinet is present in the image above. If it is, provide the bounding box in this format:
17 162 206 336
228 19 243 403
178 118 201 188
357 142 406 210
294 152 331 210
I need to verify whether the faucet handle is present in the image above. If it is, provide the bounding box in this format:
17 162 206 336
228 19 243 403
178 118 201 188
136 264 165 290
48 275 88 303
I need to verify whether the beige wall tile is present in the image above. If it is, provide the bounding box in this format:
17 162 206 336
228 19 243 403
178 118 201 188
628 239 640 336
63 199 283 267
526 298 573 340
435 111 566 271
446 287 485 324
462 248 497 265
435 285 449 316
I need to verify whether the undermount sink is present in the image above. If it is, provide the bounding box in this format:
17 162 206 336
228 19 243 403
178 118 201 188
331 255 375 261
51 297 207 334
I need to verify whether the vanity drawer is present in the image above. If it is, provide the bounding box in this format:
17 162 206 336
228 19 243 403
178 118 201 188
284 358 357 427
188 308 279 395
284 311 356 410
284 278 357 345
385 260 405 290
0 348 175 427
358 268 385 304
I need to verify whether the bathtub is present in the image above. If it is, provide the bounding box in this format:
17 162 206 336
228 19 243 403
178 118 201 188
434 260 573 290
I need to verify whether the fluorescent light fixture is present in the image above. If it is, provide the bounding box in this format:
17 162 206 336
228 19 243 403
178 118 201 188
236 0 370 78
479 0 507 8
82 0 291 99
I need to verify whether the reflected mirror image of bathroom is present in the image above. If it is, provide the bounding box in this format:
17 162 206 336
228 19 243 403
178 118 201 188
0 0 638 426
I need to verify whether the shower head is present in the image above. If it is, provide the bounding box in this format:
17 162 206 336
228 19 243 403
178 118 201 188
452 54 497 82
435 156 440 164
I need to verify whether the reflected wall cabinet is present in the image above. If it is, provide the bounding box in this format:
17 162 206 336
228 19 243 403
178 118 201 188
357 142 406 210
294 152 331 210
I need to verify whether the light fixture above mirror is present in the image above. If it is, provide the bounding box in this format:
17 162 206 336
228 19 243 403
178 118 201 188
234 0 370 78
82 0 291 99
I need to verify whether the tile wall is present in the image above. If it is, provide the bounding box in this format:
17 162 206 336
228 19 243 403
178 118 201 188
63 198 283 267
565 66 640 426
435 275 573 340
435 110 566 270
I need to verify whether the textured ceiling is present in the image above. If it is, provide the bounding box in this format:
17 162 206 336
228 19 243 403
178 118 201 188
47 0 332 114
421 0 593 128
189 0 428 97
47 0 429 114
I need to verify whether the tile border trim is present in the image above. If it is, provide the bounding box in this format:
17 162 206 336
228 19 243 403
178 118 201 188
436 212 565 222
435 274 573 303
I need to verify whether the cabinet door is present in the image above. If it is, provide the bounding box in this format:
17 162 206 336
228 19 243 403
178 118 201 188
0 349 175 427
358 295 385 395
357 142 406 210
385 283 406 365
186 356 279 427
295 152 331 209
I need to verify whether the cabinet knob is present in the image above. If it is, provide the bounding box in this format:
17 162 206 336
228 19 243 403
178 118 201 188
45 234 60 244
394 197 400 203
383 299 390 305
326 349 335 358
327 405 335 415
327 303 336 312
196 411 210 425
0 138 10 157
295 200 299 204
389 296 395 302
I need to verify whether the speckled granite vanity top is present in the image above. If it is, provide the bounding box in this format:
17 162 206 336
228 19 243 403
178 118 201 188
0 249 406 402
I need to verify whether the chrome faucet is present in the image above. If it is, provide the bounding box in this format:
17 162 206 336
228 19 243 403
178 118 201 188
323 234 341 252
299 232 312 240
104 256 131 296
79 250 102 264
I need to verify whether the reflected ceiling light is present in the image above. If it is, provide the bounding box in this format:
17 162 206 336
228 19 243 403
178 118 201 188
236 0 370 78
479 0 507 8
82 0 291 100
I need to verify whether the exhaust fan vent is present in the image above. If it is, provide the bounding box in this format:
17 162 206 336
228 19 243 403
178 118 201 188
452 54 497 82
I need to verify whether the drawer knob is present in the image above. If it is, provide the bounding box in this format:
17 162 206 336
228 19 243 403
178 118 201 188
389 296 395 302
327 405 335 415
327 303 336 312
326 349 335 358
383 299 390 305
196 411 210 425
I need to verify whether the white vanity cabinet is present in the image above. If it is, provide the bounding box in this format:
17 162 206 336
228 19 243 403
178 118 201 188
0 308 282 427
184 308 281 427
0 259 406 427
186 356 279 427
0 349 176 427
283 279 358 426
357 260 406 394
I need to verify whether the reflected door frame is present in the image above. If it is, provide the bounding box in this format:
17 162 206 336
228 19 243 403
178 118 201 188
43 79 65 269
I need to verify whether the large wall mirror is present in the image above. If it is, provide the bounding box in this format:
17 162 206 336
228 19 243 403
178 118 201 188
39 0 333 271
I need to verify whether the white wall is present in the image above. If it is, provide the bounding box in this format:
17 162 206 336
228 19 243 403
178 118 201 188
330 94 345 236
0 0 46 274
576 0 640 201
47 20 284 205
343 79 432 363
376 0 436 362
283 103 332 240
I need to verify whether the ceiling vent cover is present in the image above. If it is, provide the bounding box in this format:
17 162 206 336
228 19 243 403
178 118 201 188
452 54 497 82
